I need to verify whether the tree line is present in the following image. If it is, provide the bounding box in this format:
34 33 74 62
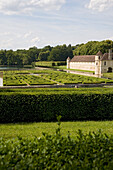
73 40 113 55
0 45 73 66
0 40 113 66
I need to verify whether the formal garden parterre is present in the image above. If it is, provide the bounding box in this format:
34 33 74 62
2 69 113 86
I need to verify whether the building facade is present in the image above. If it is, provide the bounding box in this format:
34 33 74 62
67 49 113 75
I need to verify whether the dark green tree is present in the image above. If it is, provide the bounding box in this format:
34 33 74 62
38 51 50 61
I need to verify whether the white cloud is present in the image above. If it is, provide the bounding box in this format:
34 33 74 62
87 0 113 12
0 31 41 50
0 0 66 15
24 32 32 38
31 37 40 46
31 37 40 43
30 0 66 10
0 39 13 48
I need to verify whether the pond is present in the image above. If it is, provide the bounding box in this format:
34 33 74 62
0 66 20 70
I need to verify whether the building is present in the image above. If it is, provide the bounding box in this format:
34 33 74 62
67 49 113 75
0 72 3 87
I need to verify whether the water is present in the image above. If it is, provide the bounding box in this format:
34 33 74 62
0 67 19 70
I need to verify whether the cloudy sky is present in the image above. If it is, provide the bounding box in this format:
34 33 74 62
0 0 113 50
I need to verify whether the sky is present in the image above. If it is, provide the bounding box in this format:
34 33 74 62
0 0 113 50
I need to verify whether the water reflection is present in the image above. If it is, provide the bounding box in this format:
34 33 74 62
0 67 19 70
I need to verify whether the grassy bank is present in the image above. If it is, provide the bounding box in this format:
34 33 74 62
1 87 113 94
103 72 113 79
1 121 113 169
1 121 113 139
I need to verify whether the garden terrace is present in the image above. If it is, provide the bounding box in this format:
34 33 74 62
2 69 113 86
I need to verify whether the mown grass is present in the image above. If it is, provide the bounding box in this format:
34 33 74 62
0 121 113 140
39 65 95 73
36 65 94 73
103 72 113 79
67 68 95 73
1 87 113 95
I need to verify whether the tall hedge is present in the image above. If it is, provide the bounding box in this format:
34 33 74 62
0 94 113 123
35 61 66 67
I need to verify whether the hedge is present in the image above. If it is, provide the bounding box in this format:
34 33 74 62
0 93 113 123
35 61 66 67
0 122 113 169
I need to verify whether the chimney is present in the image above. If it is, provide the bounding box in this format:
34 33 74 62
108 49 112 60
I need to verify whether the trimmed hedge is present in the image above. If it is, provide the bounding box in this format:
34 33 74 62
35 61 66 67
0 93 113 123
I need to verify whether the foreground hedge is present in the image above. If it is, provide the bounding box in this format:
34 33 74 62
0 121 113 169
0 93 113 123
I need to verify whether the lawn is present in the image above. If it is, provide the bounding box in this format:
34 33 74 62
0 121 113 140
1 86 113 94
54 66 95 73
103 72 113 79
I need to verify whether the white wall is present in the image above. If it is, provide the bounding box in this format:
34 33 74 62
70 62 95 71
0 72 3 87
0 77 3 86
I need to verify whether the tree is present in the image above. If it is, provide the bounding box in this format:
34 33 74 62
73 40 113 55
6 50 15 65
48 45 73 61
41 45 53 52
27 47 40 63
0 50 7 65
38 51 50 61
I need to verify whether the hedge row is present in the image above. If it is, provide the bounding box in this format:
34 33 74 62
1 125 113 169
35 61 66 67
0 93 113 123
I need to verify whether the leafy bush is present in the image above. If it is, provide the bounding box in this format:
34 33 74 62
0 117 113 169
35 61 55 67
0 92 113 123
35 61 66 67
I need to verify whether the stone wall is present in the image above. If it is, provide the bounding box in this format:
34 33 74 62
70 62 95 71
101 60 113 73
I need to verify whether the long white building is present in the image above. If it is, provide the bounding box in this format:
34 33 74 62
67 49 113 75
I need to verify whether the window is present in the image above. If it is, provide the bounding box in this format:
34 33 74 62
96 62 98 65
104 62 106 66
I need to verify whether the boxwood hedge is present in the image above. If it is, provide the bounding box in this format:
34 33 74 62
0 93 113 123
0 125 113 169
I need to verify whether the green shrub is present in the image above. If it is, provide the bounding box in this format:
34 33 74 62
0 93 113 123
35 61 66 67
35 61 54 67
0 118 113 169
